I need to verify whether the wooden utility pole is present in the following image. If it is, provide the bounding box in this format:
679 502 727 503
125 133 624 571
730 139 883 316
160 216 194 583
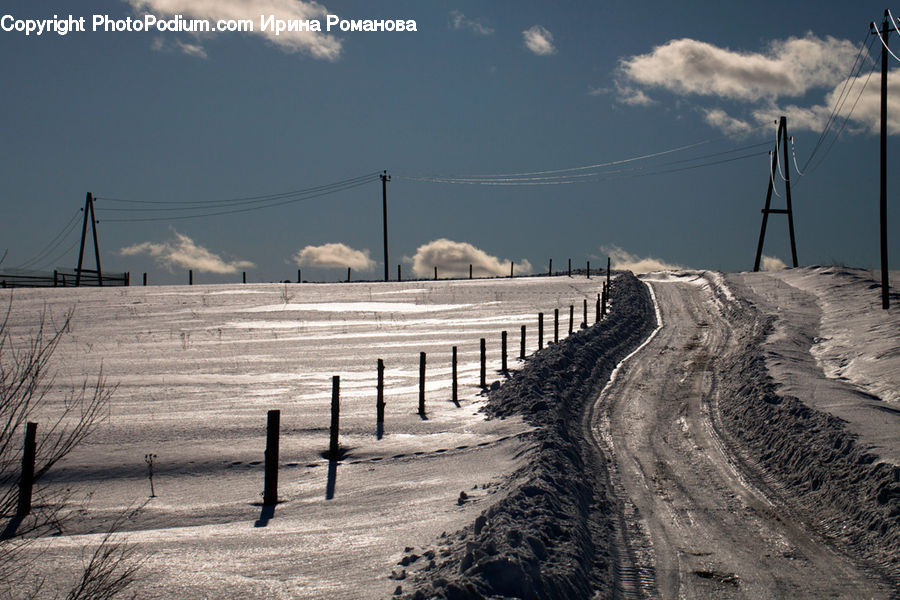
381 171 391 282
754 117 798 271
874 13 893 308
75 192 103 286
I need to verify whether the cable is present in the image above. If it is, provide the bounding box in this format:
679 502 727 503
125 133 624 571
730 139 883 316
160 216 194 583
14 210 82 269
95 172 381 207
768 151 782 198
872 21 900 62
806 56 878 175
790 137 805 177
98 176 377 222
801 31 875 171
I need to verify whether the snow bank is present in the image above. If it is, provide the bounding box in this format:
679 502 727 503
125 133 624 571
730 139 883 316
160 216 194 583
711 288 899 585
397 273 657 599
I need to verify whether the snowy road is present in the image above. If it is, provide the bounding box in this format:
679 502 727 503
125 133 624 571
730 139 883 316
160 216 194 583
588 275 893 599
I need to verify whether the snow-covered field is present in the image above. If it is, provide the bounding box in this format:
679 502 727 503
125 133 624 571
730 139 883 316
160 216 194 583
3 267 897 599
2 275 607 599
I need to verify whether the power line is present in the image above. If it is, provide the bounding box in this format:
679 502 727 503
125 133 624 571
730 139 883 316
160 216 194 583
14 209 82 269
97 176 378 223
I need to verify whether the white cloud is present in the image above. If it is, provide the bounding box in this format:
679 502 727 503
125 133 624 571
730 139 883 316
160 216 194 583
449 10 493 35
618 35 859 102
761 255 787 271
703 108 754 135
125 0 342 60
410 239 532 278
293 243 375 271
604 245 684 274
119 231 255 273
523 25 556 56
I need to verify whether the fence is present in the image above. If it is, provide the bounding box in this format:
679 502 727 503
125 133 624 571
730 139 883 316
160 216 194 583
0 268 130 288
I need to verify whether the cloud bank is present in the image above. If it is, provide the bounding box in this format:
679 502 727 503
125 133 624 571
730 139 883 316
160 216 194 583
125 0 342 59
120 231 255 273
523 25 556 56
410 239 532 278
604 245 684 274
613 34 900 135
293 243 375 271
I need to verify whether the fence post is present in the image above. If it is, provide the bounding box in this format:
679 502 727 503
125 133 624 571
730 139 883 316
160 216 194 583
568 258 572 277
501 331 508 373
377 359 385 431
263 410 280 505
480 338 487 388
347 267 351 283
538 312 544 349
189 270 193 285
452 346 458 405
548 259 552 276
583 299 588 328
243 271 247 284
607 256 611 289
419 352 426 416
53 270 58 287
17 422 37 517
520 325 526 359
298 269 301 283
602 282 607 317
397 264 401 281
587 261 591 279
143 272 147 286
554 308 559 343
569 305 574 335
596 295 601 324
510 262 514 278
330 376 340 460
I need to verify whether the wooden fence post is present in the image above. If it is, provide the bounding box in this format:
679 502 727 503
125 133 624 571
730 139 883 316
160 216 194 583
548 259 552 276
242 272 247 284
143 272 147 286
510 262 514 278
264 410 280 505
501 331 508 373
434 266 438 280
377 359 385 429
554 308 559 343
583 299 588 328
397 264 401 281
419 352 426 416
189 270 193 285
480 338 487 388
538 312 544 349
330 376 340 460
587 261 591 279
17 422 37 517
347 267 351 283
602 282 607 317
569 305 574 335
452 346 458 405
596 295 601 324
298 269 301 283
520 325 526 359
469 264 473 279
568 258 572 277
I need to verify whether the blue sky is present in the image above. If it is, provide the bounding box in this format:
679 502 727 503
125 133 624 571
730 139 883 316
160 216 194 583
1 0 898 283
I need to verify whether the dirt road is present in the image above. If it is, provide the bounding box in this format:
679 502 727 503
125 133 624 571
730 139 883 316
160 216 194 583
586 274 893 599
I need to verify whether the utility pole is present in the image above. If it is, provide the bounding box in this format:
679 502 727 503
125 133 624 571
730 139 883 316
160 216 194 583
381 171 391 282
75 192 103 286
754 117 798 271
873 12 893 309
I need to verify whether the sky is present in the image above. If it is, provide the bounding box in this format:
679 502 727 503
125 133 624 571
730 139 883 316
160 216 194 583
1 0 899 284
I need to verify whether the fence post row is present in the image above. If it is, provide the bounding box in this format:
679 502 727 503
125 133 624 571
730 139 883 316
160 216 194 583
264 410 280 506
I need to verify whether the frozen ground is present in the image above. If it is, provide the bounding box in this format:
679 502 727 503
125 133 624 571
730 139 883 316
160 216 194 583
2 275 607 599
4 267 897 599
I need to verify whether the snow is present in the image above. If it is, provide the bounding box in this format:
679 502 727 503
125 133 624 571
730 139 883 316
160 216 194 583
1 275 607 599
